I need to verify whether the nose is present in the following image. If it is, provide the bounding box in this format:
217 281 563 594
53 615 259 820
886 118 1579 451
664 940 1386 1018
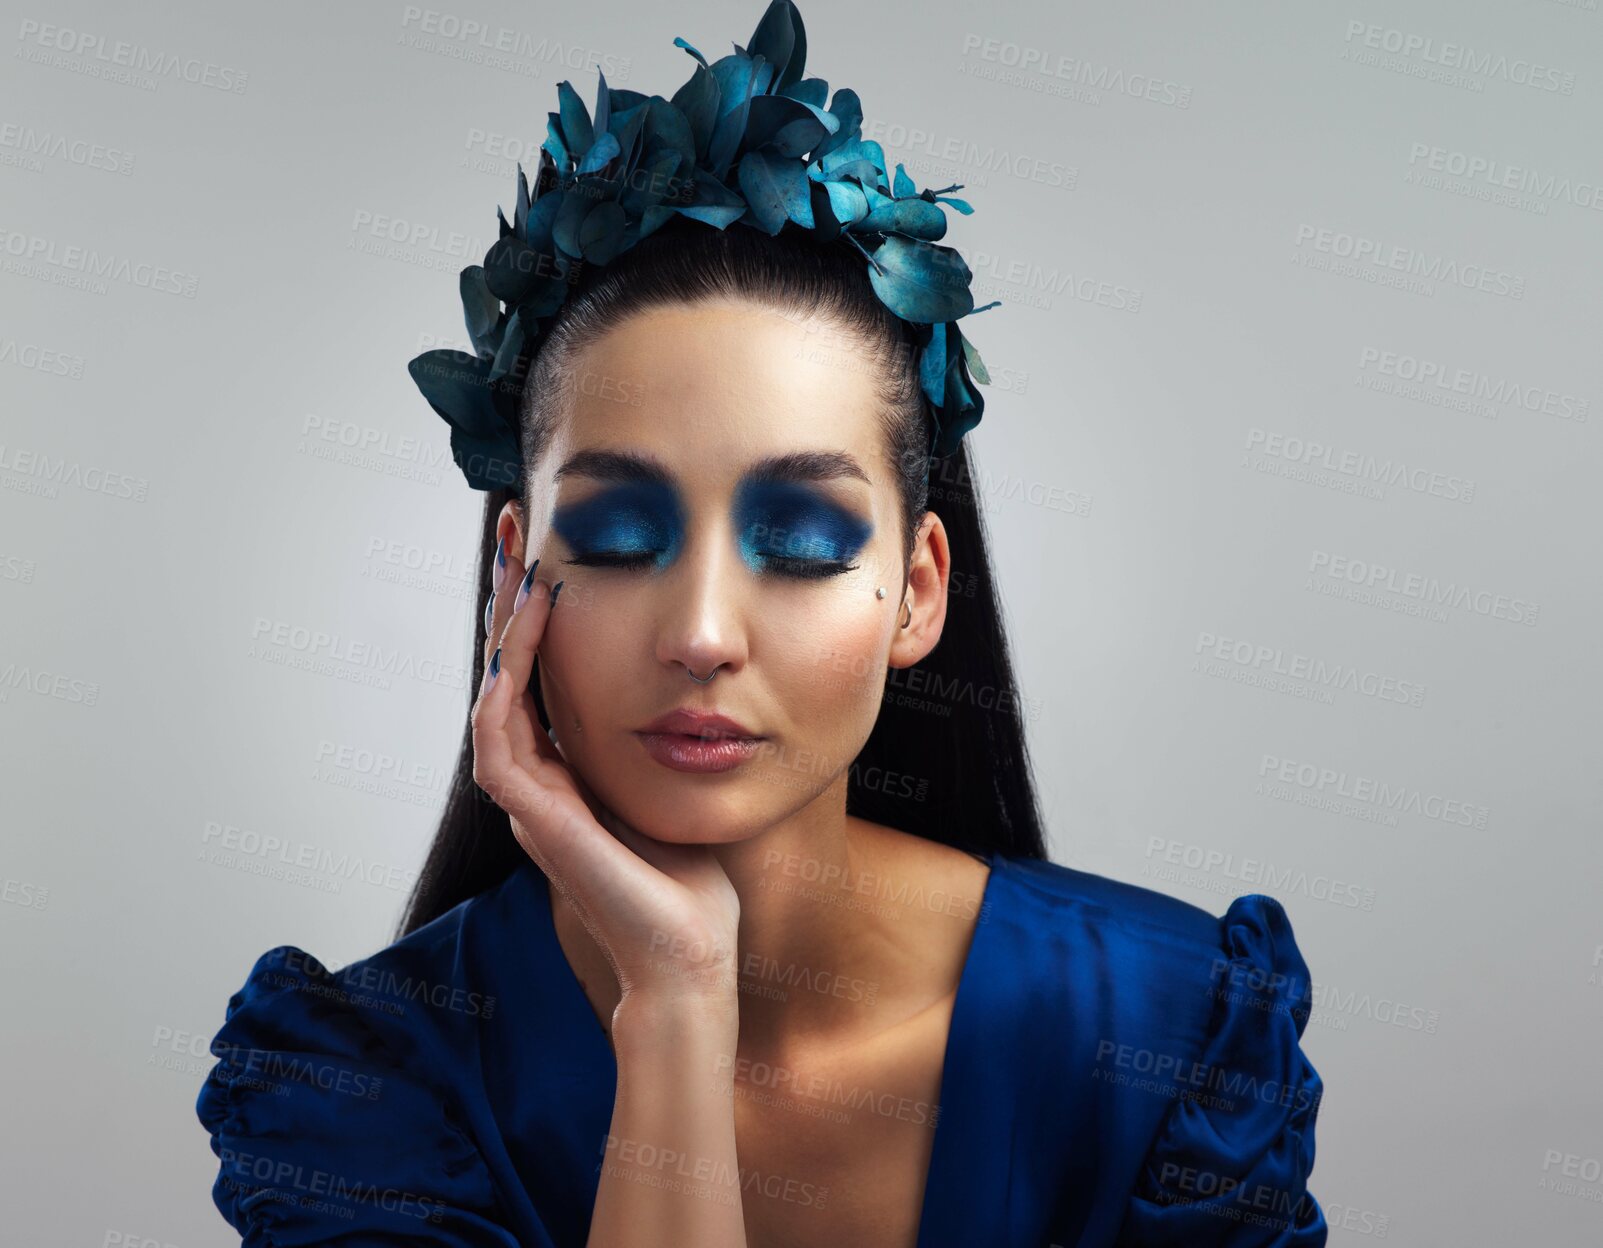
653 518 750 681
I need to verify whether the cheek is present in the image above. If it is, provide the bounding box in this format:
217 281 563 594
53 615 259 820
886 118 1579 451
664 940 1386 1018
766 595 890 728
536 578 634 717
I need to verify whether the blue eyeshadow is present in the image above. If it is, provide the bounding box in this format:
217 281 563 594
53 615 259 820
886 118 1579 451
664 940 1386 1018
733 480 873 569
551 480 683 567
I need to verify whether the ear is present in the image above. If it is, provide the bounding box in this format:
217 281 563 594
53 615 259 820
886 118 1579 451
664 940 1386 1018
888 511 950 669
495 498 529 564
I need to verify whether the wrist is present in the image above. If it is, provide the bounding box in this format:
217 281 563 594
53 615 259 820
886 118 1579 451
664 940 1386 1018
611 984 739 1054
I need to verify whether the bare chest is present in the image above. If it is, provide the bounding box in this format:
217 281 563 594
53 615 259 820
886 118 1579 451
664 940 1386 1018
729 1010 952 1248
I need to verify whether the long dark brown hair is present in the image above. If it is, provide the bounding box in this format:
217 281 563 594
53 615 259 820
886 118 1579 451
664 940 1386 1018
397 217 1046 939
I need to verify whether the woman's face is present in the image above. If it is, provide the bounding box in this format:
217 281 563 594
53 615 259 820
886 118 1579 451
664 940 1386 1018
509 297 949 844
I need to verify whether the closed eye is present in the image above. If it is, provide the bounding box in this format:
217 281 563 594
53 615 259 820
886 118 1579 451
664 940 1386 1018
550 479 681 572
733 478 872 580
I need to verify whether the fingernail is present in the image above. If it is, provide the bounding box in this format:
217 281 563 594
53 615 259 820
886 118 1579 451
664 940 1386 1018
483 589 495 637
485 646 502 691
549 579 565 607
513 558 541 614
493 536 508 592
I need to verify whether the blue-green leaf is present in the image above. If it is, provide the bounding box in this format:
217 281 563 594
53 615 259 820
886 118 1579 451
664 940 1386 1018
747 0 806 92
781 76 829 109
460 266 501 355
671 64 719 162
866 235 975 323
578 201 631 263
576 130 621 177
738 149 813 233
819 179 868 227
857 187 947 240
673 35 709 70
959 329 990 384
555 80 594 158
815 88 861 160
489 308 526 381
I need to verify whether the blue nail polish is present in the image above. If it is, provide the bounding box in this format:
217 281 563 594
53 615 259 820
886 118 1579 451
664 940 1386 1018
549 579 564 607
484 590 495 637
486 646 502 690
493 536 507 590
513 558 541 614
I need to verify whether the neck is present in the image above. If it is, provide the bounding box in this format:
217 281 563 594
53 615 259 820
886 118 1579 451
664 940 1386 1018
546 777 991 1055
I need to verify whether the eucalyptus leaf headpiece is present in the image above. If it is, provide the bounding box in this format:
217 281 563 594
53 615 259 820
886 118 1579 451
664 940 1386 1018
408 0 998 492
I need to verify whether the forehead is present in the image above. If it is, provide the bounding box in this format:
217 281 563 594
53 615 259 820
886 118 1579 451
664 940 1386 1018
556 298 888 476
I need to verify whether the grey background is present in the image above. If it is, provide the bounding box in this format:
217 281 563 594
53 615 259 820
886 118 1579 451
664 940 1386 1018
2 0 1600 1242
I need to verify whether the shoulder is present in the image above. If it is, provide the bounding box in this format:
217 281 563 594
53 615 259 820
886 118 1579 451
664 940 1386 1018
991 852 1311 993
988 856 1328 1242
193 866 535 1239
201 860 536 1073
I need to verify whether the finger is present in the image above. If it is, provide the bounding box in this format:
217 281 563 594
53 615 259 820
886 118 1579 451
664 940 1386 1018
474 576 589 826
483 554 552 767
492 569 559 741
482 546 534 677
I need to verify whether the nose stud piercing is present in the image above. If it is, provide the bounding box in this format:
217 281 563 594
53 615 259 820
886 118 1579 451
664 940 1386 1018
876 586 887 599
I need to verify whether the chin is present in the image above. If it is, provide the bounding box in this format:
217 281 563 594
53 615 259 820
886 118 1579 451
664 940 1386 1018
596 758 799 846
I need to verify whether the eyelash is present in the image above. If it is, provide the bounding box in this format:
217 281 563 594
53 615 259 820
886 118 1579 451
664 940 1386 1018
562 551 858 580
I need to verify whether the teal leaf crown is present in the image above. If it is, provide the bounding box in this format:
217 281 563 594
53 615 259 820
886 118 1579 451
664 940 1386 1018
407 0 1000 492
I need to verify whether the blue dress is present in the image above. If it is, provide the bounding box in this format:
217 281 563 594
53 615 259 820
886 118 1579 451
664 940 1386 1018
196 850 1327 1245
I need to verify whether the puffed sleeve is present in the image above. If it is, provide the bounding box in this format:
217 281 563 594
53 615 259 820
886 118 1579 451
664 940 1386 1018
195 945 519 1246
1117 896 1328 1246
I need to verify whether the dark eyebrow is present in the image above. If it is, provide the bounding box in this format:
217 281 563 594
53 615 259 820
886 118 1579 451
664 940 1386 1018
746 449 872 488
552 448 671 485
553 448 871 488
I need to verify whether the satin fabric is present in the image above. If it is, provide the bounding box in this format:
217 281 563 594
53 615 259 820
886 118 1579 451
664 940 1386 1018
196 851 1326 1245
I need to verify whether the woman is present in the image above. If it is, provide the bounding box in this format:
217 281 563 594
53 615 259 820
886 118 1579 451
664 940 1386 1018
196 4 1326 1245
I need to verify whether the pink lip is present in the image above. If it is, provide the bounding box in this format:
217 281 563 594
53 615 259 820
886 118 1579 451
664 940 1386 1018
636 708 760 739
634 709 765 774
